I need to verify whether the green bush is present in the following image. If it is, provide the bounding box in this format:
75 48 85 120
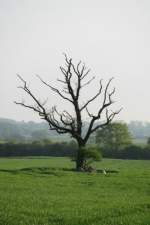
81 145 102 165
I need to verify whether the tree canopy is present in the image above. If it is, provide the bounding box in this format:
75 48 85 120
96 122 132 151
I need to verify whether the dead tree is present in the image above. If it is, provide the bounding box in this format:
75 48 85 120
15 54 121 171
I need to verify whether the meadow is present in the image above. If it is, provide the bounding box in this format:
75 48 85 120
0 157 149 225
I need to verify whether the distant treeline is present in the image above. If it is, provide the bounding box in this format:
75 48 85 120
0 142 150 160
0 118 53 141
1 118 150 142
0 118 87 142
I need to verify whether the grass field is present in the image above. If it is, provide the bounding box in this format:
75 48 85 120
0 157 149 225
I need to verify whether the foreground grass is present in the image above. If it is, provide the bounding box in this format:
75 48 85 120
0 157 149 225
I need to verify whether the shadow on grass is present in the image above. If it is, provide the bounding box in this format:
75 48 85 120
0 166 119 176
0 167 75 177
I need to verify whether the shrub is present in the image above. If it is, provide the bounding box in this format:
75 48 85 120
81 145 102 164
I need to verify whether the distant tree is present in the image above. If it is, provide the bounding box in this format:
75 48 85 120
128 121 150 139
15 54 121 171
42 138 52 145
31 129 49 141
96 122 132 151
147 137 150 145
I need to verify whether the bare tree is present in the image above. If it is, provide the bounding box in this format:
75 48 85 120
15 54 121 171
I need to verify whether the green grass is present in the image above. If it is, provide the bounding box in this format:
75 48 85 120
0 157 149 225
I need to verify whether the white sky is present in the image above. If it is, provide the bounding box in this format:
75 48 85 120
0 0 150 122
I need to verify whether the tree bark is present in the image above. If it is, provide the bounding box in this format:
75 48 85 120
76 142 86 171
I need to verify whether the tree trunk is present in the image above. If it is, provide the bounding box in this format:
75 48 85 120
76 143 86 171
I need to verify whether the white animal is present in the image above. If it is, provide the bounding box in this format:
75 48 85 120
102 169 107 175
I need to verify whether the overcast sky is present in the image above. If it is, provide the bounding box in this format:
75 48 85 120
0 0 150 122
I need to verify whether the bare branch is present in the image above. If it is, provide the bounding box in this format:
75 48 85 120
102 77 114 106
96 78 115 118
80 79 103 111
81 69 91 80
77 61 82 75
16 74 47 114
60 66 68 77
81 76 95 88
57 78 66 84
36 74 73 103
63 52 71 65
91 108 122 133
14 101 41 114
85 107 94 118
15 75 76 135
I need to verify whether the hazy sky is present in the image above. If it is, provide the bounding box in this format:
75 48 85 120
0 0 150 122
